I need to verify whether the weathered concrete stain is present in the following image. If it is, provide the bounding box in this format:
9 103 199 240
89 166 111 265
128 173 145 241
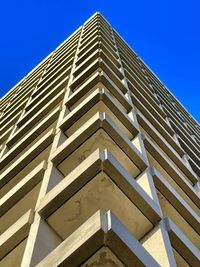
84 251 120 267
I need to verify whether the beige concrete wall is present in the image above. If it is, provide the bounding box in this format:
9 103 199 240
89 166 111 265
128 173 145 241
0 12 199 267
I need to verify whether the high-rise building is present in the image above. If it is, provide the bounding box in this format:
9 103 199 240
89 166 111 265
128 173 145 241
0 12 199 267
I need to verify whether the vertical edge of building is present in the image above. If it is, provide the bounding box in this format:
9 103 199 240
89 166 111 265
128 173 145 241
0 13 199 267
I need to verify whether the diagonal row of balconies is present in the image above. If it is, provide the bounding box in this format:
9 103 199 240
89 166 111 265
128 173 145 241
0 13 199 267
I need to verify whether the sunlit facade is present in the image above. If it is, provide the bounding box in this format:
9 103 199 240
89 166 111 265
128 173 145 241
0 13 199 266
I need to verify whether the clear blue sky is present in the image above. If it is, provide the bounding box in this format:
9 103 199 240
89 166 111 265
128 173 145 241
0 0 199 122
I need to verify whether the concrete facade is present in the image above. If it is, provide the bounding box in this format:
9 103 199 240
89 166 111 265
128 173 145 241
0 13 199 266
